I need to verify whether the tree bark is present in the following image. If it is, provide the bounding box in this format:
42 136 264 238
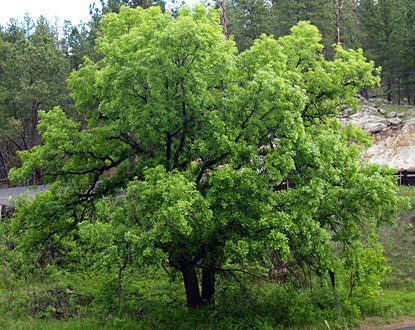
202 264 216 305
117 262 127 315
329 270 342 318
218 0 228 38
387 80 392 103
334 0 341 44
180 261 202 308
0 151 10 187
397 77 401 105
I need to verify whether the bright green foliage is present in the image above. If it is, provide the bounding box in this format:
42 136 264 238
10 6 400 308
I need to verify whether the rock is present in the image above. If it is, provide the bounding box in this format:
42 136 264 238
387 117 403 126
397 112 406 118
403 118 415 130
355 93 367 103
386 111 397 118
362 116 415 171
361 106 379 115
361 122 388 133
377 108 387 115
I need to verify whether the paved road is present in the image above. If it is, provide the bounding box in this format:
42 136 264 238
0 185 49 206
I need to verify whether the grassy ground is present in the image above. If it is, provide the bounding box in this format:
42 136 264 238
0 188 414 329
374 103 415 120
361 186 415 328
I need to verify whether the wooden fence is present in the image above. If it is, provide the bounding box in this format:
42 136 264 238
396 170 415 186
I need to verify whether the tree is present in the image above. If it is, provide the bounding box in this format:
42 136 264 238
0 16 71 185
358 0 415 103
388 0 415 104
61 20 98 71
227 0 272 50
10 6 400 308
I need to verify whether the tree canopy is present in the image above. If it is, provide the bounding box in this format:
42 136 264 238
10 6 400 308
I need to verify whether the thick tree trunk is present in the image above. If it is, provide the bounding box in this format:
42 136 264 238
202 264 216 305
180 262 202 308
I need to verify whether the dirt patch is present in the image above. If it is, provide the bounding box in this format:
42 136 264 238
360 316 415 330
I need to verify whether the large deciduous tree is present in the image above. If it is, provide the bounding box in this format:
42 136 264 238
10 6 400 308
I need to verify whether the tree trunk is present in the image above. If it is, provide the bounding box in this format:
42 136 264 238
387 80 392 103
202 264 216 305
117 262 127 315
397 78 401 105
0 151 10 187
405 76 411 105
334 0 341 44
218 0 228 38
329 270 342 318
180 261 202 308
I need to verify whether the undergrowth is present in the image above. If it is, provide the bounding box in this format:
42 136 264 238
0 187 414 329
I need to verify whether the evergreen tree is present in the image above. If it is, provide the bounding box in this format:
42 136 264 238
227 0 272 51
0 17 71 184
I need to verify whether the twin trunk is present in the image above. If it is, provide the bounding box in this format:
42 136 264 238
179 261 216 308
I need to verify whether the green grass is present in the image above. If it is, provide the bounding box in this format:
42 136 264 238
0 188 414 329
374 103 415 120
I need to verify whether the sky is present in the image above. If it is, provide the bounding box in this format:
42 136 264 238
0 0 202 27
0 0 95 26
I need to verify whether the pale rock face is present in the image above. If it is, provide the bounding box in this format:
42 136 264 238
342 101 415 171
362 118 415 171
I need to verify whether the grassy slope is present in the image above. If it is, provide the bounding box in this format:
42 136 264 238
0 188 413 329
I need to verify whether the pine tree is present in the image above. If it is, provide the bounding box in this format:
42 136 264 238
0 17 71 184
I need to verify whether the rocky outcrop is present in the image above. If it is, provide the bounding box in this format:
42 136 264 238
339 104 402 134
341 100 415 171
363 119 415 171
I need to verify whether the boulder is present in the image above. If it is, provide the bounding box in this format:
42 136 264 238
362 122 388 133
361 106 379 115
386 111 397 118
387 117 403 126
355 94 367 103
